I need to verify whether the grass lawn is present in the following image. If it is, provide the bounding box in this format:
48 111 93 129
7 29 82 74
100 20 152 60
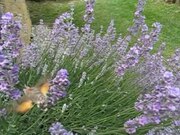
27 0 180 56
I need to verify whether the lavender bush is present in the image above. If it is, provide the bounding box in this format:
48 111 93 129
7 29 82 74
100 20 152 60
0 13 22 100
0 0 179 134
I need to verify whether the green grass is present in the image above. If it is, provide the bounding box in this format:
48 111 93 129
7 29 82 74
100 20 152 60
27 0 180 56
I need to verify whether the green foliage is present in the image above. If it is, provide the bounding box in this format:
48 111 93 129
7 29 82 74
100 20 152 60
27 0 180 56
0 48 145 135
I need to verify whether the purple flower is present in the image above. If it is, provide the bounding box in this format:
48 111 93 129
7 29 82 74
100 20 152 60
0 108 7 118
173 120 180 126
147 102 161 112
9 89 22 100
46 69 70 106
123 5 178 132
125 58 180 134
137 116 149 126
146 125 180 135
10 64 19 84
0 54 10 68
0 82 9 92
21 43 40 68
163 71 175 84
51 11 80 57
168 86 180 98
83 0 95 24
1 12 13 20
116 64 128 76
124 120 137 134
167 49 180 73
52 69 70 87
0 12 22 100
81 24 91 33
125 128 136 134
56 69 69 79
150 116 161 124
49 122 73 135
167 103 176 111
128 0 146 35
125 116 161 134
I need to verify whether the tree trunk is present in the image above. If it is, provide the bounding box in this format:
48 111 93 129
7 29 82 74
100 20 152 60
0 2 4 17
176 0 180 4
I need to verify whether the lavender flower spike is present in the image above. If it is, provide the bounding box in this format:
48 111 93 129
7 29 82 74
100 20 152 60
0 12 23 100
49 122 74 135
47 69 70 106
0 108 7 118
83 0 95 24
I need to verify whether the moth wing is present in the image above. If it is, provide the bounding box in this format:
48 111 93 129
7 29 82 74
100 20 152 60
39 82 50 96
16 95 31 104
15 99 33 113
23 87 43 104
